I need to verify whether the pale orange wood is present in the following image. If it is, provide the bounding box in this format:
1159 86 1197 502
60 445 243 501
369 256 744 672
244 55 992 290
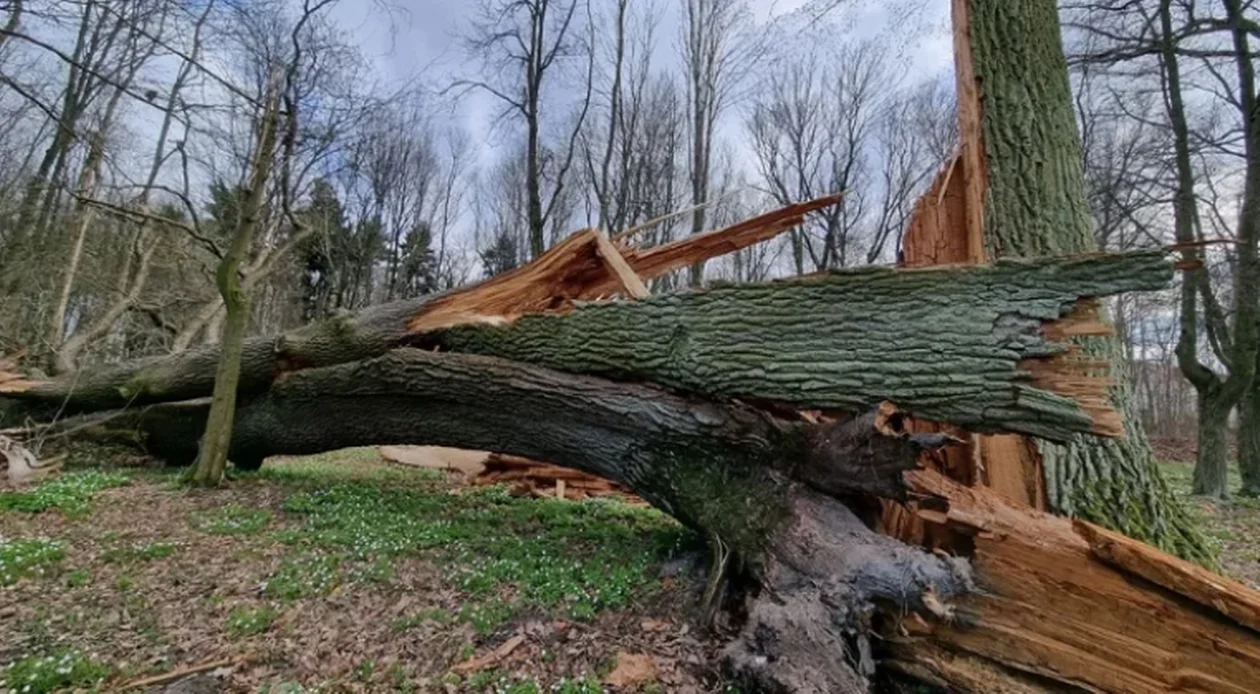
978 434 1047 509
1075 519 1260 633
407 194 844 333
951 0 988 265
901 153 971 268
408 230 604 333
893 0 1050 513
592 230 650 299
896 469 1260 694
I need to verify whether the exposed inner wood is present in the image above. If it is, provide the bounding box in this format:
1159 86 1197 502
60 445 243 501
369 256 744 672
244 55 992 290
1073 519 1260 634
406 193 843 333
892 469 1260 694
591 230 649 299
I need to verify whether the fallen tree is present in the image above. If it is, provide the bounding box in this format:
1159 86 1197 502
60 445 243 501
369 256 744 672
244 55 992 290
5 251 1169 441
30 347 1260 693
6 0 1260 689
7 226 1260 692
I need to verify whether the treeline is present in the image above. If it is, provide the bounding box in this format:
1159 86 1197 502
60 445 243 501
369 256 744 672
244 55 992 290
0 0 1257 496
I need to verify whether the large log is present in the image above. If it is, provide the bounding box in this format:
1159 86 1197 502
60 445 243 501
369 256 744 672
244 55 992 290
5 251 1173 441
60 347 1260 693
62 347 975 691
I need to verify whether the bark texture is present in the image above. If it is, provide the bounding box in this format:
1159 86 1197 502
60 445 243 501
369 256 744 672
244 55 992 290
9 253 1171 443
968 0 1209 561
79 349 948 544
11 296 434 414
427 252 1171 441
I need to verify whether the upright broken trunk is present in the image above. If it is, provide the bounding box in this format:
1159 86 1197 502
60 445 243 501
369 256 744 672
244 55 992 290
900 0 1209 561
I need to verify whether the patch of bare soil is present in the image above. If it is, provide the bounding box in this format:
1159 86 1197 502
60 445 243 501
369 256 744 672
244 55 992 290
0 453 731 693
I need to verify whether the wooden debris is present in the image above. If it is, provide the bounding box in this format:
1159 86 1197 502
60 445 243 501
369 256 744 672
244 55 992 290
1 434 60 487
473 453 645 504
377 445 489 476
110 657 238 692
406 193 844 333
592 230 649 299
889 469 1260 693
453 634 526 673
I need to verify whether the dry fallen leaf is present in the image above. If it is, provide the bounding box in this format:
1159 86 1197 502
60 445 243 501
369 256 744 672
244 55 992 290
604 652 657 688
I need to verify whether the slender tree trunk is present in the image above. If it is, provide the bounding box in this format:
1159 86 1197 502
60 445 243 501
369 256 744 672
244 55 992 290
185 77 282 487
46 88 124 370
1239 378 1260 496
1226 0 1260 500
1193 391 1232 497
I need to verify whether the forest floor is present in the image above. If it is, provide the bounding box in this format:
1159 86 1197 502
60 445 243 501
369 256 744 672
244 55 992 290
0 448 735 694
2 446 1257 694
1158 459 1260 589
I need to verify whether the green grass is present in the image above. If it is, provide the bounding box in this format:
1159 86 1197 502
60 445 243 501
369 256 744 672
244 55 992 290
0 537 65 586
226 606 279 638
101 541 176 564
262 552 341 599
275 478 694 628
252 448 442 486
0 470 128 517
0 649 111 694
191 504 273 535
65 568 91 587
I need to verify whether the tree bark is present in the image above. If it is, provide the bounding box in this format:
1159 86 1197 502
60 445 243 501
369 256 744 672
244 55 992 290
61 347 975 691
962 0 1210 561
1240 379 1260 496
10 252 1173 441
1193 393 1232 497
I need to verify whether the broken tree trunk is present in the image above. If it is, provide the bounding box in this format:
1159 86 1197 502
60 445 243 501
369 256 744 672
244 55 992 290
47 348 1260 693
897 0 1209 562
4 251 1172 441
889 469 1260 694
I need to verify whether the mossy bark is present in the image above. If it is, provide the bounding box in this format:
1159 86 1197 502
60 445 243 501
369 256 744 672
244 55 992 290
969 0 1211 561
427 253 1171 441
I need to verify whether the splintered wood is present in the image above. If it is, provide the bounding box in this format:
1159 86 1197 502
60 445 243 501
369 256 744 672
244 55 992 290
475 454 644 504
893 470 1260 693
405 193 844 333
0 352 40 394
1023 298 1122 437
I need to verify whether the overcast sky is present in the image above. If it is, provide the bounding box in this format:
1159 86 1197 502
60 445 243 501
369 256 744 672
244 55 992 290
325 0 956 168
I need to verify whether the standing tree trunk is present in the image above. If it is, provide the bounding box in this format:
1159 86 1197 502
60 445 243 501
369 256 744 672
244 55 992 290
899 0 1210 561
1227 0 1260 498
185 75 282 486
1240 386 1260 496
